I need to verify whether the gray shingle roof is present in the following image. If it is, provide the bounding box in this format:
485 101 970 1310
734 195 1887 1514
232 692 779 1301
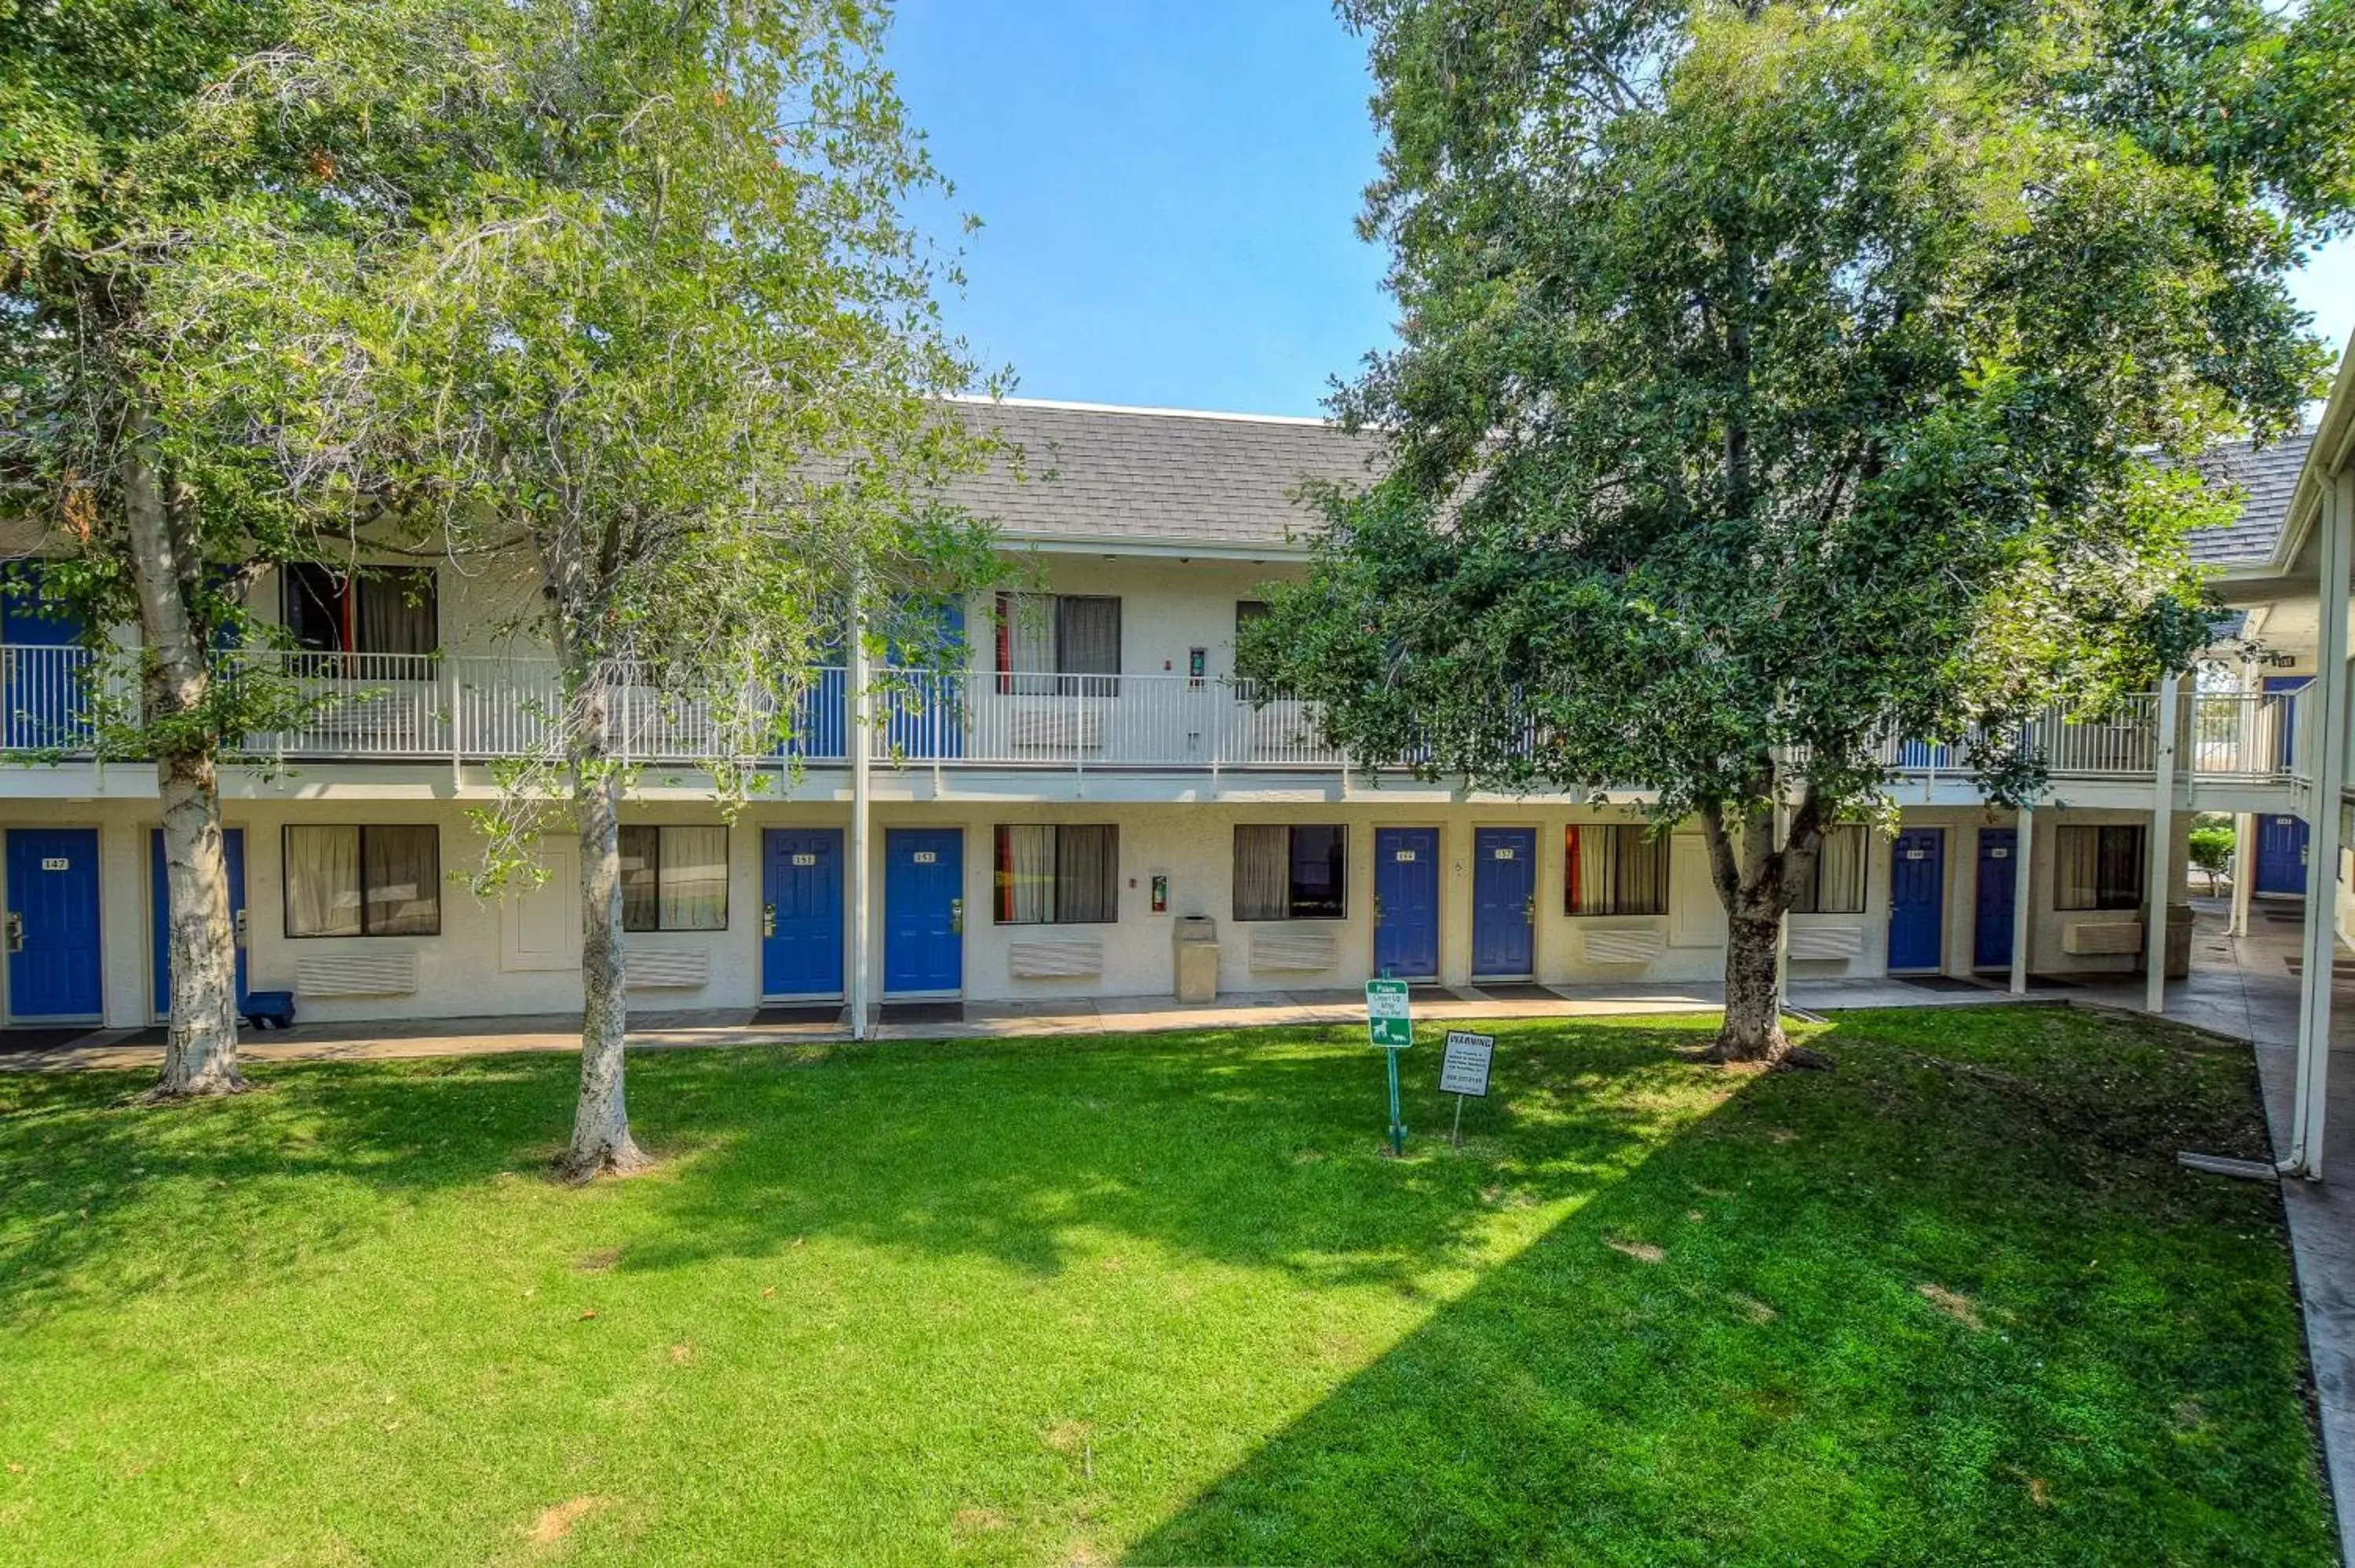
945 399 1380 550
946 399 2315 567
2189 431 2313 567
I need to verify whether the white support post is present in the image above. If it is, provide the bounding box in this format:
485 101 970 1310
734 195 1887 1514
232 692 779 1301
2145 674 2180 1013
849 597 874 1043
2291 468 2354 1179
2009 804 2033 996
2230 811 2255 938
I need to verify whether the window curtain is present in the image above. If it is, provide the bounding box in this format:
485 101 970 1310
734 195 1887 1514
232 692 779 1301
619 826 661 931
1800 826 1866 915
2055 825 2101 910
1234 825 1289 920
356 571 436 668
1617 829 1669 915
1056 825 1117 923
1568 825 1618 914
999 593 1055 695
1056 596 1121 695
997 825 1054 923
363 826 440 935
659 825 728 930
285 825 363 936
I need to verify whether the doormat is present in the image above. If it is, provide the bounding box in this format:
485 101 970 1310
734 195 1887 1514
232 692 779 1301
2265 910 2308 924
1472 983 1560 1001
0 1026 98 1053
751 1005 846 1026
878 1001 964 1026
2024 974 2083 990
1895 974 1994 993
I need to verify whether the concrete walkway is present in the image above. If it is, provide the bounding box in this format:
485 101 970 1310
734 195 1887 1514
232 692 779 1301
7 910 2353 1555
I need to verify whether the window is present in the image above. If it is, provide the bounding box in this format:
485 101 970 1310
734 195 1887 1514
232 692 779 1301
1564 825 1669 915
283 564 437 675
1234 824 1347 920
619 826 728 931
283 825 440 937
994 825 1118 924
995 593 1120 695
1790 825 1868 914
2056 824 2145 910
1236 600 1271 633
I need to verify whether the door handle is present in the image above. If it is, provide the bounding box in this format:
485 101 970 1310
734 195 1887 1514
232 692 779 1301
1373 895 1383 919
950 897 964 935
762 903 776 938
3 912 20 954
233 908 249 946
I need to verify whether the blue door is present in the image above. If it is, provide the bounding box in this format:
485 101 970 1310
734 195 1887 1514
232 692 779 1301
2256 812 2310 896
882 600 966 760
151 828 248 1017
2 564 89 750
1973 829 2015 972
7 827 103 1020
1471 826 1537 979
1373 827 1440 982
2266 675 2313 771
1887 828 1945 972
761 827 845 998
883 827 963 994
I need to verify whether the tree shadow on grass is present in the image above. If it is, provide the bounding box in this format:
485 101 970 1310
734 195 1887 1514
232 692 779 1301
0 1019 1695 1332
1120 1006 2329 1566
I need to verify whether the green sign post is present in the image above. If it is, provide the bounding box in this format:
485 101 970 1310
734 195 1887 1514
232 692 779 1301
1366 976 1412 1154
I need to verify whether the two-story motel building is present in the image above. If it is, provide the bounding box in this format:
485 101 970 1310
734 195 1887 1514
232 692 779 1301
0 396 2331 1041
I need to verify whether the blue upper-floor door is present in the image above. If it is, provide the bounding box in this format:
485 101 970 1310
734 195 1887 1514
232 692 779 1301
1471 826 1537 979
7 827 104 1022
1887 828 1945 973
761 827 845 999
883 827 963 995
1372 827 1440 983
2 563 89 751
152 828 248 1019
1973 829 2016 972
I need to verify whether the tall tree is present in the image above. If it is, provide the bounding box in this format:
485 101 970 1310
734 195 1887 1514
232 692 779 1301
1246 0 2353 1063
186 0 999 1177
0 0 334 1096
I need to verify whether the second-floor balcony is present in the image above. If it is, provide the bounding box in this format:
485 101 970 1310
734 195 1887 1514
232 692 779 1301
0 645 2310 794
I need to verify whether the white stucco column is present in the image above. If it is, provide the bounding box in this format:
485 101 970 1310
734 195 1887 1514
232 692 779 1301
2291 469 2355 1178
2145 675 2180 1013
848 600 874 1041
2230 811 2255 937
2009 804 2033 996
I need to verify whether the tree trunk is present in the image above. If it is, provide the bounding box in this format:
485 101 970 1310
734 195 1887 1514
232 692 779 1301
122 411 243 1098
1707 910 1791 1063
557 678 649 1180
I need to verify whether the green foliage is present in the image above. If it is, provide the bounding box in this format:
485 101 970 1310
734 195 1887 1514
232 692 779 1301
1245 0 2350 880
142 0 1007 879
0 1008 2326 1562
2189 815 2236 888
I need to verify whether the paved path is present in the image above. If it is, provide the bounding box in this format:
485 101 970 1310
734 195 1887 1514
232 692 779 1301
8 907 2351 1556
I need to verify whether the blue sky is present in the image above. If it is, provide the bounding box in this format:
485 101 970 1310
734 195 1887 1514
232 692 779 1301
889 0 2355 420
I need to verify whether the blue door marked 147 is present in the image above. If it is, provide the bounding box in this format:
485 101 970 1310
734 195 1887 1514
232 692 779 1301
6 827 103 1021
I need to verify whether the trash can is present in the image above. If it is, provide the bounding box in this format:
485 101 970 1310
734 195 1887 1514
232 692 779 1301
1173 914 1218 1004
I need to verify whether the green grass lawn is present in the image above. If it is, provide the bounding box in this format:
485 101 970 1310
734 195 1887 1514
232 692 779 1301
0 1007 2331 1566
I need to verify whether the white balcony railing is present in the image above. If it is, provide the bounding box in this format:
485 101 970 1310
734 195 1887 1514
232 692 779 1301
0 648 2309 790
